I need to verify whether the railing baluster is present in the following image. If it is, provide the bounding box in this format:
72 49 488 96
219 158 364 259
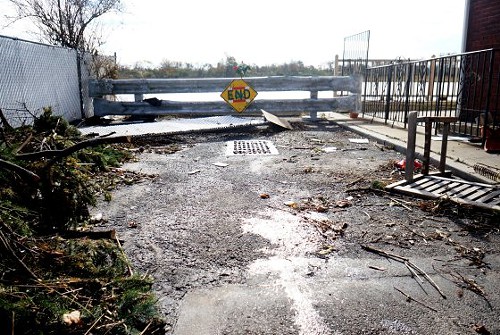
361 49 498 147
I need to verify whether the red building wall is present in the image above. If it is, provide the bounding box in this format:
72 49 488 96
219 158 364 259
464 0 500 127
465 0 500 51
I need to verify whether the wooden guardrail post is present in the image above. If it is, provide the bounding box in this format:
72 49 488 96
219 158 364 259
310 90 318 120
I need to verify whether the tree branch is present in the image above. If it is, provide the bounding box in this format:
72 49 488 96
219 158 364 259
0 158 40 182
16 135 131 162
0 222 40 281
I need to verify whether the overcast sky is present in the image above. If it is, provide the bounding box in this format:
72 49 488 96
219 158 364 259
0 0 467 68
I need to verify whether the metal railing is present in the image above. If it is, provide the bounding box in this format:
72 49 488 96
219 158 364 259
363 49 499 145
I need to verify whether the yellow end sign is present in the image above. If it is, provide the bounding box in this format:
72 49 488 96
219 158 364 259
220 79 258 113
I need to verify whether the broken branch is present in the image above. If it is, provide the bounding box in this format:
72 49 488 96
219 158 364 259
361 244 447 299
16 135 132 162
449 271 492 310
393 287 438 312
0 158 40 182
0 223 39 281
58 229 117 240
114 233 133 277
389 197 413 211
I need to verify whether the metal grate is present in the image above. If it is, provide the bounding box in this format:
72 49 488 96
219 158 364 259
386 175 500 211
226 140 279 156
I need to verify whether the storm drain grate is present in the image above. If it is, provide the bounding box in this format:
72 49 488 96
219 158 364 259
226 140 279 156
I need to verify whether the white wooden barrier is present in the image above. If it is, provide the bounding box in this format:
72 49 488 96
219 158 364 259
88 75 362 118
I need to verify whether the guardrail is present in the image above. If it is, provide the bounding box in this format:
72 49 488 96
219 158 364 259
88 76 361 118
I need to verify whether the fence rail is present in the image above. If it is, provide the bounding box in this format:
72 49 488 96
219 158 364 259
363 49 500 145
89 76 361 117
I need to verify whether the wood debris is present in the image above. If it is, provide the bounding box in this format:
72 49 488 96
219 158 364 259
361 244 447 299
393 287 438 312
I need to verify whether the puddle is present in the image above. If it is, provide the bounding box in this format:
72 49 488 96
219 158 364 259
242 210 317 256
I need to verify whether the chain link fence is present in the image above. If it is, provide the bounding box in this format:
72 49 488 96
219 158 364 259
0 35 97 127
341 30 370 77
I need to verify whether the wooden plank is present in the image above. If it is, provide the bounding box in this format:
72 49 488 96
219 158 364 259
489 198 500 206
433 181 461 195
414 178 441 190
477 190 500 203
439 122 451 173
422 121 432 175
89 76 361 97
426 179 453 193
403 177 434 190
455 186 481 198
384 178 411 190
92 96 357 117
465 189 489 201
430 175 499 189
448 195 500 211
408 175 429 186
443 183 472 196
397 185 438 199
387 173 500 212
395 185 500 211
410 176 435 188
406 111 418 181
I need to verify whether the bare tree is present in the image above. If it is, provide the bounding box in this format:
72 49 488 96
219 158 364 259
6 0 122 51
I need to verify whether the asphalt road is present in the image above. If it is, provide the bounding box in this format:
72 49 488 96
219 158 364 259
93 121 500 335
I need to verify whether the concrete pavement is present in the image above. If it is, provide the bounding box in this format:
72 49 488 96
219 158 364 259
90 116 500 334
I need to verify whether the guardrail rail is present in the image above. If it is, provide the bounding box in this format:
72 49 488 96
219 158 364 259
89 76 362 118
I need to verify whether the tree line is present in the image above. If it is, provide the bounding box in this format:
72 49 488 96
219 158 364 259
117 56 335 79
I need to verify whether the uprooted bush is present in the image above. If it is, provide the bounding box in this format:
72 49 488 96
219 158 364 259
0 108 165 334
1 107 134 232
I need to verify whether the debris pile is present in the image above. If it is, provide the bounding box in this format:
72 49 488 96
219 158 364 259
0 108 165 334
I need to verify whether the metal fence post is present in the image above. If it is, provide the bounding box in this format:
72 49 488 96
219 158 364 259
384 65 393 124
76 50 85 119
404 63 413 128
